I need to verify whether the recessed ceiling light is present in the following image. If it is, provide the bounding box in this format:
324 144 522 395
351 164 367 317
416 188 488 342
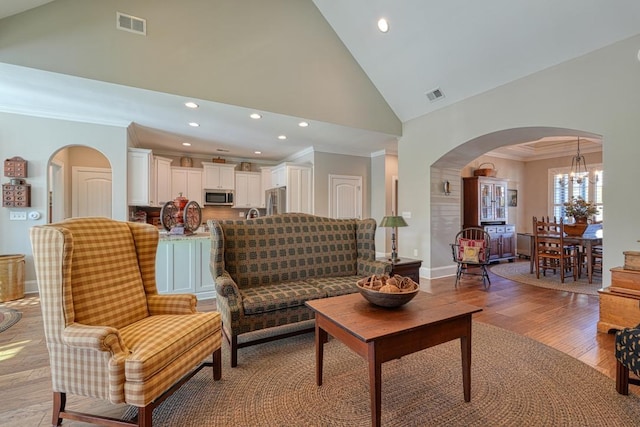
254 151 262 154
250 113 262 119
188 122 199 127
377 18 389 33
182 142 191 146
184 102 198 109
298 121 309 127
278 135 287 140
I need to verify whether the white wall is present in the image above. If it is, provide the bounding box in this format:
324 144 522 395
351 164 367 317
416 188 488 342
400 34 640 284
0 112 128 293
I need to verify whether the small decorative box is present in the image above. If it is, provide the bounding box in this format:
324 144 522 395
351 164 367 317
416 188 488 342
4 156 28 178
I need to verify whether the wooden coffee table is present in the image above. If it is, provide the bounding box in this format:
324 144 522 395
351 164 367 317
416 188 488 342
306 292 482 427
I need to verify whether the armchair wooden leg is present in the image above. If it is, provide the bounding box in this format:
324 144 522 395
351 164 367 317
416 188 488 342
137 405 153 427
616 360 630 395
213 348 222 380
52 391 65 427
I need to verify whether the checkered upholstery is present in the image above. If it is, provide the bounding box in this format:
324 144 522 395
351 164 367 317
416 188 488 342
30 217 222 407
616 325 640 377
208 213 390 345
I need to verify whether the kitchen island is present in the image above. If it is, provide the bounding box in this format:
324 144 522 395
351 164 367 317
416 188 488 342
156 232 215 300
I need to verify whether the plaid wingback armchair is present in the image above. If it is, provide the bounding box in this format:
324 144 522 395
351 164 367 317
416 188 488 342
615 324 640 395
30 217 222 427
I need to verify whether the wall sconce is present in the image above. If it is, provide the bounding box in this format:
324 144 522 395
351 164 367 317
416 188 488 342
443 180 451 196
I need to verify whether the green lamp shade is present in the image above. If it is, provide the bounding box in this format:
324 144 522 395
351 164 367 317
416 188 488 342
380 216 408 228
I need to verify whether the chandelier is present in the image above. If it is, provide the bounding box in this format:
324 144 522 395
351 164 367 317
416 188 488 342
558 137 591 186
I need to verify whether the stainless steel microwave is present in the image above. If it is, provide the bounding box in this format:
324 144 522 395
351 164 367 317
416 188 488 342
203 190 234 206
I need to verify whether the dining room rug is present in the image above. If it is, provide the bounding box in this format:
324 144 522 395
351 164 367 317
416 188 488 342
0 306 22 333
119 322 640 426
490 261 601 296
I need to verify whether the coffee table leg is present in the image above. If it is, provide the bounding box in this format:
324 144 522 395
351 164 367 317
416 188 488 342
460 323 472 402
367 344 382 427
315 323 327 386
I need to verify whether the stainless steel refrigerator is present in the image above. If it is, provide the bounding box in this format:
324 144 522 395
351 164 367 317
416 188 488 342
265 187 286 215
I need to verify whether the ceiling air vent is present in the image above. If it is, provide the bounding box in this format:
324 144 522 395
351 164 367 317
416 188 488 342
117 12 146 35
425 87 445 102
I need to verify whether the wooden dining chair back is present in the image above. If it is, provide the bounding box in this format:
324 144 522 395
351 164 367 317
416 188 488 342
451 227 492 288
533 216 578 283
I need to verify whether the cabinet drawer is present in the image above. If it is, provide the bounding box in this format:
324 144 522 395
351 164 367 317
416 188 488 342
495 226 506 233
505 225 515 233
485 226 497 233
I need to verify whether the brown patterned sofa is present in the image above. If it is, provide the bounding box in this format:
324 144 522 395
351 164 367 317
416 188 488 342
208 213 390 367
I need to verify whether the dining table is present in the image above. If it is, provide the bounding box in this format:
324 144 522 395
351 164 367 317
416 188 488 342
527 223 603 284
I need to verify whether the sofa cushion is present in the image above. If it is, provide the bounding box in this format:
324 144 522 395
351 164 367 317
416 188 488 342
306 276 361 298
120 312 221 382
241 281 327 315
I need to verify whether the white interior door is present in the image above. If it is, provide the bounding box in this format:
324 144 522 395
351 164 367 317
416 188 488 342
72 167 112 218
329 174 362 219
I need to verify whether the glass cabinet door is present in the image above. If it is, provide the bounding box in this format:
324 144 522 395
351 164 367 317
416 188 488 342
494 183 507 221
480 183 494 221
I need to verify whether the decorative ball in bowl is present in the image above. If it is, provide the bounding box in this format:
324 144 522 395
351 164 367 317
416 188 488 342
356 274 419 308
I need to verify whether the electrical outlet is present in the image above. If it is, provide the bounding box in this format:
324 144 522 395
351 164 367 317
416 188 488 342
413 249 418 257
239 212 244 217
402 211 411 219
9 211 27 220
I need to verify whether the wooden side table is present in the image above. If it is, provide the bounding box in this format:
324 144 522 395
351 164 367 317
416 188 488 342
377 257 422 283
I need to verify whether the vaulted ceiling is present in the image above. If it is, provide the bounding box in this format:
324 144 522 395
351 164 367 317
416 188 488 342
2 1 638 161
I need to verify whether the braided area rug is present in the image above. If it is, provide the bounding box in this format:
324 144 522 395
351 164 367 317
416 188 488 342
123 322 640 426
0 306 21 333
490 261 601 296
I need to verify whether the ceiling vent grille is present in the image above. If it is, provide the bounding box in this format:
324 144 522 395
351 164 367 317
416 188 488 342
426 88 445 102
117 12 146 35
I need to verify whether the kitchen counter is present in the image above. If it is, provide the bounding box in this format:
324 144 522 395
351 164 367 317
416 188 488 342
158 231 210 241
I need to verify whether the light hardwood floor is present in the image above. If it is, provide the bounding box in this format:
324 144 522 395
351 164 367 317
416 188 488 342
0 262 636 426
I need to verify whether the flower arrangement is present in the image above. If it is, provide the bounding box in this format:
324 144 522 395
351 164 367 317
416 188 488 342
563 196 599 219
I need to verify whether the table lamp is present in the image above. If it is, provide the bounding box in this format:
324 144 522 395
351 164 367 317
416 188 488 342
380 215 408 263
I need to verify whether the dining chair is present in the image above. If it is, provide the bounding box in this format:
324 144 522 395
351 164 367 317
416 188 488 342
533 216 579 283
451 227 492 288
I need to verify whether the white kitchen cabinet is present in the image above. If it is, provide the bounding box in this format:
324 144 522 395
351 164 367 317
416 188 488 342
234 172 262 208
127 148 153 206
127 149 174 207
171 167 203 206
268 163 313 213
260 167 271 208
270 165 286 189
155 156 173 206
202 162 236 190
156 237 215 299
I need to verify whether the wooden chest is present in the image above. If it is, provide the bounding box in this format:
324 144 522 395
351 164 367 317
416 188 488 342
609 267 640 296
597 288 640 333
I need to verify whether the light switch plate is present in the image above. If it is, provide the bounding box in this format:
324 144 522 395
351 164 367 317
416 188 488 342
9 211 27 220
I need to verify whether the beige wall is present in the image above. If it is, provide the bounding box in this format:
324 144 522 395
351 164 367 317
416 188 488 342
401 34 640 283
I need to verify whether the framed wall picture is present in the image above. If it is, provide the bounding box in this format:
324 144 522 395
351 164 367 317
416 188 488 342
508 189 518 207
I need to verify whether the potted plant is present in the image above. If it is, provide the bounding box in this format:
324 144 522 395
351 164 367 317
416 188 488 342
563 197 599 223
563 197 599 236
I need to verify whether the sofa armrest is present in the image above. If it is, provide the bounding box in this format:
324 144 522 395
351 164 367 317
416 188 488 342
147 294 197 315
215 272 242 299
62 323 129 355
358 259 392 276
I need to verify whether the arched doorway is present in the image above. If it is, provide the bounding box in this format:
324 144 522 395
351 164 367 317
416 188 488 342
429 127 602 277
48 145 112 223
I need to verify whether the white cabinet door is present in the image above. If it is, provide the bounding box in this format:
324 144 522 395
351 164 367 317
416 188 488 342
271 166 286 188
203 163 236 190
171 168 203 206
235 172 261 208
127 148 152 206
287 165 312 213
155 156 173 206
156 238 215 299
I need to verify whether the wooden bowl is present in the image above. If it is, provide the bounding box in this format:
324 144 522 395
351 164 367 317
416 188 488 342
356 281 419 308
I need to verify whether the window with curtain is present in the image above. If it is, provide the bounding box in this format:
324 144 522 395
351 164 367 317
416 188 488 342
549 164 603 222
